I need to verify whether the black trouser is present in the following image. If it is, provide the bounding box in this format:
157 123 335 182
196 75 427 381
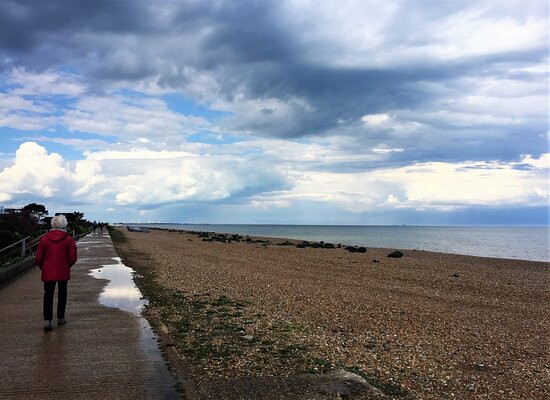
43 280 68 321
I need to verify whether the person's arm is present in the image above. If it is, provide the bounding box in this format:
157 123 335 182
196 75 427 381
35 240 44 269
68 238 77 266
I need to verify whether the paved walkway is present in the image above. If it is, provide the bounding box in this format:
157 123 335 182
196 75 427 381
0 233 179 399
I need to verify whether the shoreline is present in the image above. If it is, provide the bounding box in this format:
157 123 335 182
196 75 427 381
112 227 549 399
125 225 550 264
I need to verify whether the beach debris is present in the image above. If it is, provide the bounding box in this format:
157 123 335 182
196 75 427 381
372 259 380 263
387 250 404 258
450 273 459 278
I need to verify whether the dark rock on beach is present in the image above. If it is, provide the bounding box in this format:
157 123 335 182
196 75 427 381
387 250 404 258
296 241 336 250
345 246 367 253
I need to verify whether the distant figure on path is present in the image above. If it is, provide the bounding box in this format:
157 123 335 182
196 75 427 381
35 215 78 331
92 220 98 234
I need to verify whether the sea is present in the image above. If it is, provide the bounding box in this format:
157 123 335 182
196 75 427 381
127 224 550 262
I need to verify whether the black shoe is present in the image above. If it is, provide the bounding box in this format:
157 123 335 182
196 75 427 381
43 320 53 331
57 318 66 325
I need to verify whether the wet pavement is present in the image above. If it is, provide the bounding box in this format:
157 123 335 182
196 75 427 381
0 233 180 400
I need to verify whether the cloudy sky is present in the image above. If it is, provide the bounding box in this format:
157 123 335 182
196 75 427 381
0 0 548 224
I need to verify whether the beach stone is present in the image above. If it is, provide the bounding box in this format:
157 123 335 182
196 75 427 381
242 335 254 342
387 250 404 258
345 246 367 253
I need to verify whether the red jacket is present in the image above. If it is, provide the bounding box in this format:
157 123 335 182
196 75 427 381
35 230 78 282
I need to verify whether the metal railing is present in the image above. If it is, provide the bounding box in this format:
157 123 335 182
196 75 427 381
0 236 30 256
0 234 46 266
0 229 92 268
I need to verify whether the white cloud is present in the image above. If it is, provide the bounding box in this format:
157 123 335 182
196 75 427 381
282 1 548 68
0 142 287 207
10 68 85 96
0 113 56 130
261 153 550 212
61 95 210 139
362 113 390 125
0 93 50 113
250 199 291 209
25 136 111 151
0 141 548 219
384 194 400 204
221 137 394 168
428 8 547 61
372 147 404 154
383 160 548 207
83 148 196 161
521 153 550 169
72 159 106 196
0 142 72 202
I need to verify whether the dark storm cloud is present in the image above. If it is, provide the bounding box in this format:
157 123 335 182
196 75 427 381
0 0 547 165
0 0 151 50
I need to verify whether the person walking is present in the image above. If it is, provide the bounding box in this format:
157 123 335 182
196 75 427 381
35 215 78 331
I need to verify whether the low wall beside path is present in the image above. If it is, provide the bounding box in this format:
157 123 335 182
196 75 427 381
0 257 35 288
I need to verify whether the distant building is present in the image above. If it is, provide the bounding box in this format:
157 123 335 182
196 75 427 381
0 206 23 221
2 208 22 214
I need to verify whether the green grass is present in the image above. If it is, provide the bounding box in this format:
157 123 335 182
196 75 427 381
108 228 128 244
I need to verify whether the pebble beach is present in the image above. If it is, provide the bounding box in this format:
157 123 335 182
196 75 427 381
114 227 549 399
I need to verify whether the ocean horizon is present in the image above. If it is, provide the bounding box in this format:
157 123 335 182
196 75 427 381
121 223 550 262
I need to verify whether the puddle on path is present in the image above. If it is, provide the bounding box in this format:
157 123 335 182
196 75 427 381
89 257 146 314
89 257 178 397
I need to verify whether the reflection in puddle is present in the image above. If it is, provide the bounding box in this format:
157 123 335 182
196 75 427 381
88 256 178 397
89 257 146 315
